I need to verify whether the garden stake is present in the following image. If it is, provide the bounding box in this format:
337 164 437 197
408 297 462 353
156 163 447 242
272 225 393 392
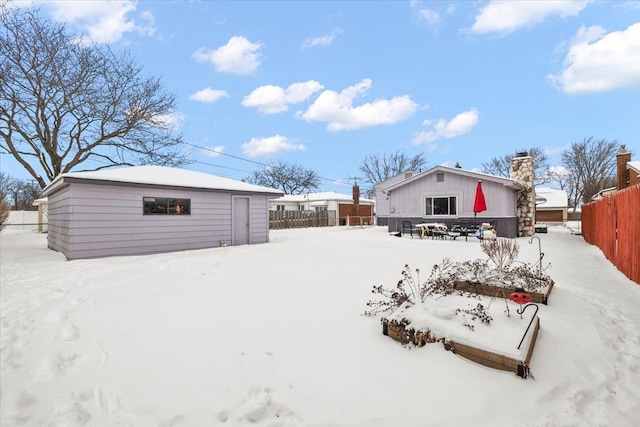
528 236 544 281
517 303 539 350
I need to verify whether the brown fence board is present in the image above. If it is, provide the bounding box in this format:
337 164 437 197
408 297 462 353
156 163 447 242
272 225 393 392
582 185 639 284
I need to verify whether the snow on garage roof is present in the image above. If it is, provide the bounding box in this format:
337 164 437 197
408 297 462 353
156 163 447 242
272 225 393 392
43 165 284 196
535 188 568 208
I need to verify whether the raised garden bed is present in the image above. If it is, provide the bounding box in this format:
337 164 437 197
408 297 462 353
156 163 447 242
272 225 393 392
381 294 541 379
453 280 554 305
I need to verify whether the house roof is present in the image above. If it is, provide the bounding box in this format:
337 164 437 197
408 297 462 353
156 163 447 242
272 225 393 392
628 161 640 174
43 166 284 196
271 191 374 204
384 165 524 192
591 186 617 201
374 170 419 190
535 188 568 208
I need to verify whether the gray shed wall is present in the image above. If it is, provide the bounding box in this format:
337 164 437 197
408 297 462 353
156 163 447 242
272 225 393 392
47 181 271 259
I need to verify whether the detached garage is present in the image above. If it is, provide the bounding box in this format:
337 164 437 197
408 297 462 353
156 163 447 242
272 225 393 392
535 188 568 223
42 166 283 259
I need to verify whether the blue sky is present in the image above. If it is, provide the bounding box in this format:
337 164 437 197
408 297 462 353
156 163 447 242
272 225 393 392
2 0 640 193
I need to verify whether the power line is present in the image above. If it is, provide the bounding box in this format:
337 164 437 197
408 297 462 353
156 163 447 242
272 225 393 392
184 140 351 188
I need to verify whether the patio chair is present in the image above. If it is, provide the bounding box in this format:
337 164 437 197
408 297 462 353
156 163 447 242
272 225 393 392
402 220 417 238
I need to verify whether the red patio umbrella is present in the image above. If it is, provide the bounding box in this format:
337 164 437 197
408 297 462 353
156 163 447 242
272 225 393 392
473 180 487 218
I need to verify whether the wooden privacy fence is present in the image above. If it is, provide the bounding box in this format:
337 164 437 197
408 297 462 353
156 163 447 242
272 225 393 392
269 210 333 229
582 185 640 284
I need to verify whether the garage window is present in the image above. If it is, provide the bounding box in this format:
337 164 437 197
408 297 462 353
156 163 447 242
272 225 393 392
143 197 191 215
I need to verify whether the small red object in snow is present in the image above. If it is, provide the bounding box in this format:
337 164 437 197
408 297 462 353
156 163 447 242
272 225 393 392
510 292 532 305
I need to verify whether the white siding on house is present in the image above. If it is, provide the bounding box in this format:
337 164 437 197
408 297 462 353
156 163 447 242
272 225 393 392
374 171 416 218
389 172 517 219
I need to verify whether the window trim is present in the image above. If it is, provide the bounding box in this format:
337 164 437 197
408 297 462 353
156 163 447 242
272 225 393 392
424 195 457 216
143 197 191 215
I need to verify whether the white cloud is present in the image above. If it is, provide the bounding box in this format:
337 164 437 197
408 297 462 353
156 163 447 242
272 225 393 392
193 36 262 75
297 79 418 131
41 0 156 43
412 108 479 144
242 81 324 114
548 23 640 93
189 88 229 104
241 135 306 157
302 28 343 49
201 145 225 158
151 111 186 129
470 0 591 35
417 9 442 26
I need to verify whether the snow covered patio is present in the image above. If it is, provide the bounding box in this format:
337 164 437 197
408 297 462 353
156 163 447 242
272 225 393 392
1 225 639 426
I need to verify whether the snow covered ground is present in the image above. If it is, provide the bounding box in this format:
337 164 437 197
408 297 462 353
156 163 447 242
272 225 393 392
1 224 639 427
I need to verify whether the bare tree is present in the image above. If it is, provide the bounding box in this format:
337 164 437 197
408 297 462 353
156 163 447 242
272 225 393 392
481 147 551 185
546 166 580 209
561 137 619 206
0 8 189 189
0 173 41 210
245 161 320 195
0 172 16 200
358 151 427 197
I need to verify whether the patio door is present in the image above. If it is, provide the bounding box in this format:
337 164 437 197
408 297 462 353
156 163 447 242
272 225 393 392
233 196 250 245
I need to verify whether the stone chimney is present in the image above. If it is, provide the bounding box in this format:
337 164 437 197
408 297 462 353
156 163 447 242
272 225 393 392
617 145 631 190
510 152 535 237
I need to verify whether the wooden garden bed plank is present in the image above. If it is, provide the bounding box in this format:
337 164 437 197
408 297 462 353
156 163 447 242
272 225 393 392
382 316 540 378
454 281 553 305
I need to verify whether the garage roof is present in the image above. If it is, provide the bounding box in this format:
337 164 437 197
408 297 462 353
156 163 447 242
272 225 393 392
43 165 284 196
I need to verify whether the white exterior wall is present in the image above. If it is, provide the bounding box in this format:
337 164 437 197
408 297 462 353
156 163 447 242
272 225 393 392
374 172 416 218
47 181 271 259
389 172 517 219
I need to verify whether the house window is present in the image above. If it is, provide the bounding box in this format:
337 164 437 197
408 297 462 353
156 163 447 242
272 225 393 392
425 196 457 216
143 197 191 215
436 172 444 182
276 205 285 211
315 206 327 211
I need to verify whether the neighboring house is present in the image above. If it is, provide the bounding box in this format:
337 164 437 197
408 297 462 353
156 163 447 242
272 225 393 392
374 171 418 226
591 146 639 201
535 188 568 223
590 187 617 201
269 189 375 225
42 166 283 260
384 154 536 238
627 161 640 187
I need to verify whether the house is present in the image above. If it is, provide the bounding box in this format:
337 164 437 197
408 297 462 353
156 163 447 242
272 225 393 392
534 188 568 223
617 146 640 189
591 146 639 201
384 154 536 238
374 171 418 226
269 188 375 226
42 166 283 259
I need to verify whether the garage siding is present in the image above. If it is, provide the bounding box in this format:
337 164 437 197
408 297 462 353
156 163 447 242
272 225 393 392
46 181 275 259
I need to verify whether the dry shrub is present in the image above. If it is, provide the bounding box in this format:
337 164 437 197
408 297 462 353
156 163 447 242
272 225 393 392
0 197 10 231
481 238 519 271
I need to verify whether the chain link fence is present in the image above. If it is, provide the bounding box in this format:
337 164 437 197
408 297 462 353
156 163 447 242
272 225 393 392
0 224 48 249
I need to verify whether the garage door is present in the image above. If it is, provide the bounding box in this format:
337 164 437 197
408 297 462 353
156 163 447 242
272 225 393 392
536 210 563 222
